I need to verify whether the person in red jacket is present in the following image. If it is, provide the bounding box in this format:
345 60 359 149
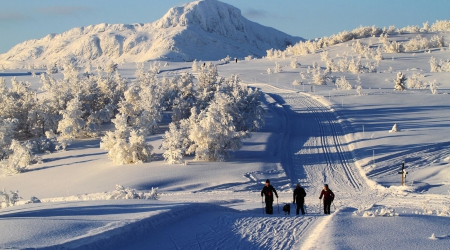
319 184 335 214
261 179 278 214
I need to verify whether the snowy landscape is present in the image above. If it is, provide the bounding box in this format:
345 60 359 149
1 0 450 249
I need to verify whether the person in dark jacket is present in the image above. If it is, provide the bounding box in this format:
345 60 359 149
261 179 278 214
319 184 335 214
293 183 307 215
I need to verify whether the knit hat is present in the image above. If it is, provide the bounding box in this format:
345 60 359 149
265 179 270 183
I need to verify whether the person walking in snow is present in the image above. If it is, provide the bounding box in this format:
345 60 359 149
319 184 335 214
293 183 306 215
261 179 278 214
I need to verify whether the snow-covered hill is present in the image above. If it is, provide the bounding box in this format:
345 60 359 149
0 0 302 66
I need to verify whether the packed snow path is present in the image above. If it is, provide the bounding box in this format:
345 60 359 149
252 84 370 195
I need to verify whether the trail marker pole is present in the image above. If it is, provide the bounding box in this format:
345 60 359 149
373 150 375 166
398 162 408 186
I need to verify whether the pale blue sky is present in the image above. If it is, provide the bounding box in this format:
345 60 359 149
0 0 449 53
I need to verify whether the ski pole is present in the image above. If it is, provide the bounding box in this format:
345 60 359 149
262 196 264 214
319 199 322 214
304 203 307 214
333 201 336 211
277 198 280 214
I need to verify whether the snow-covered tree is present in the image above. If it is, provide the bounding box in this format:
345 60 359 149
105 61 118 73
161 122 189 164
57 97 86 150
197 63 223 110
191 60 198 72
290 58 299 69
172 73 197 122
0 189 21 207
1 140 40 175
267 68 273 75
187 93 249 161
394 72 406 91
312 68 328 85
0 118 17 160
429 80 440 94
335 76 352 90
407 73 425 89
100 114 153 165
274 62 282 73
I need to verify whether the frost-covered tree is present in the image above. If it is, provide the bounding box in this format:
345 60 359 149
100 114 154 165
267 68 273 75
197 63 223 110
407 73 425 89
161 122 188 164
394 72 406 91
274 62 282 73
187 93 249 161
312 68 328 85
1 140 40 175
334 76 352 90
149 61 161 75
192 60 198 72
0 118 17 160
0 189 21 207
57 97 86 150
290 58 299 69
105 62 118 73
172 73 197 122
429 80 440 94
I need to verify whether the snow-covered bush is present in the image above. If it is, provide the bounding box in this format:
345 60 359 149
429 57 450 72
394 72 406 91
100 114 154 165
429 80 440 94
1 140 40 175
334 76 352 90
407 73 426 89
290 58 299 68
267 68 272 74
245 55 253 61
274 62 282 73
109 185 158 200
0 189 21 208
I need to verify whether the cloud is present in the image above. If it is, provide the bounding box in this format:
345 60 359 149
0 12 27 22
37 6 91 16
244 8 271 19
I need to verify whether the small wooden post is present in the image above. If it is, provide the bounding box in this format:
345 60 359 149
398 162 408 186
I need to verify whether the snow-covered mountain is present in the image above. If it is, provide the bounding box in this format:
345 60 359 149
0 0 302 65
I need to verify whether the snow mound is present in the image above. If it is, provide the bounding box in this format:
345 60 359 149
0 0 302 66
361 207 399 217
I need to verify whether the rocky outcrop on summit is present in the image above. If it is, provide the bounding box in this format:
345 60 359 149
0 0 302 65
